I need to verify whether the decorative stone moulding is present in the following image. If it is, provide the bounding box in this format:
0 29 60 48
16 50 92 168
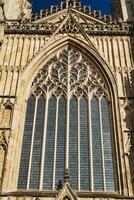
4 21 134 36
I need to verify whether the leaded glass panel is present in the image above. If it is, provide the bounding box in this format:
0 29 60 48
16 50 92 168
29 96 45 189
55 96 66 189
18 96 35 189
101 97 115 191
91 97 103 191
43 96 56 189
80 98 89 190
18 47 116 192
69 97 78 189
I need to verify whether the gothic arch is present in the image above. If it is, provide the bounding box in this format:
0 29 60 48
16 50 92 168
2 36 125 194
19 35 117 100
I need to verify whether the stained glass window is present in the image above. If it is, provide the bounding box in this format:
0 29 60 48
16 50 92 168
18 96 35 189
69 97 78 189
18 47 115 192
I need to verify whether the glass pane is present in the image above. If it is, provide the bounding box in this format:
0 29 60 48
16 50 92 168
29 96 45 189
69 97 78 189
43 96 56 189
55 96 66 189
91 97 103 191
80 98 89 190
18 96 35 189
101 97 115 191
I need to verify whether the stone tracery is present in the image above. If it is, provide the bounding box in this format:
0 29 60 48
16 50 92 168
32 47 107 98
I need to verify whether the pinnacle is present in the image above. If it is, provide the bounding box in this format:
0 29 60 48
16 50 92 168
61 0 81 8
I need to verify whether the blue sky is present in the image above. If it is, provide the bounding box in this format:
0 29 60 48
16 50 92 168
32 0 112 14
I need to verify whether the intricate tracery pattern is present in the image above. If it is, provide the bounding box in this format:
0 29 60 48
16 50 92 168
32 47 107 98
18 47 115 192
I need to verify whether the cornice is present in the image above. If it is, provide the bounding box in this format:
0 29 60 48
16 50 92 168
4 22 134 36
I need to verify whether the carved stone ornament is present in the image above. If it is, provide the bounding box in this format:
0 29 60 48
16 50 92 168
0 130 8 151
120 99 134 156
32 46 108 99
56 182 77 200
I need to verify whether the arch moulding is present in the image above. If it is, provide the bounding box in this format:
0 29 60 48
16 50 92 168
1 35 127 196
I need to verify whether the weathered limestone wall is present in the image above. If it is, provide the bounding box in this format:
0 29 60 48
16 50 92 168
0 35 46 97
0 33 133 198
0 35 133 97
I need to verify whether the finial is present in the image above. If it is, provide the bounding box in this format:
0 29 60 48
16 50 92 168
64 168 70 183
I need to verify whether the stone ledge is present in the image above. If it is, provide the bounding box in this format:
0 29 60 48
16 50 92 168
0 191 134 199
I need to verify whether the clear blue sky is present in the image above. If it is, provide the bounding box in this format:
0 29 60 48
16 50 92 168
32 0 112 14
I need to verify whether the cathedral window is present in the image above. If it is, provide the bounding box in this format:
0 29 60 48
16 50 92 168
18 47 115 192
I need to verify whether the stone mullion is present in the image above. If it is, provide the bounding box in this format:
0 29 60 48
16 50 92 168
34 36 40 55
9 69 14 96
127 38 134 69
110 38 116 72
2 37 9 66
104 38 108 62
101 38 105 54
9 37 15 67
21 37 30 67
108 38 114 69
5 69 13 95
122 38 131 90
38 37 42 51
25 37 31 64
14 37 23 67
112 37 124 97
26 97 38 189
39 96 49 190
124 38 133 69
0 37 8 66
40 36 45 49
2 69 8 96
65 61 70 170
0 70 7 95
98 37 103 54
52 98 59 190
118 38 126 97
78 98 80 191
10 70 16 96
88 98 94 191
14 69 21 96
28 37 35 61
19 37 25 67
99 99 106 191
13 37 20 67
66 96 70 170
4 37 13 66
106 38 110 63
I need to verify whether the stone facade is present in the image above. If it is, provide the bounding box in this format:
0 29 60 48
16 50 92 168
0 0 134 200
111 0 134 22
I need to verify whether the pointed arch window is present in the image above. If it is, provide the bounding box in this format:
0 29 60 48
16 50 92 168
18 47 115 192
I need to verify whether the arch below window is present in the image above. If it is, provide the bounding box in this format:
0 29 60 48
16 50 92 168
18 46 115 192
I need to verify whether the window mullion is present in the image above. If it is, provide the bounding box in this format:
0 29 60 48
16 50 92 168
52 98 59 190
65 96 70 169
39 96 49 190
78 98 80 191
88 98 94 191
99 99 106 191
26 97 38 189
